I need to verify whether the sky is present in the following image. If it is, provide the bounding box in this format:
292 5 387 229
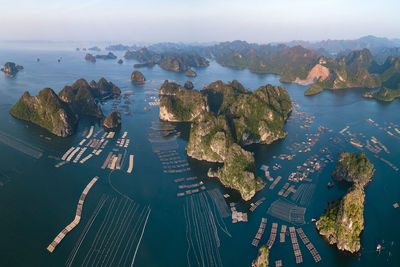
0 0 399 43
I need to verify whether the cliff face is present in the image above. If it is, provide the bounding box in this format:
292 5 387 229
185 68 197 77
316 185 365 253
90 78 121 98
159 54 209 72
58 79 103 118
10 88 77 137
229 84 292 145
159 80 291 201
102 110 121 129
208 143 265 201
252 245 269 267
317 152 375 253
95 52 117 60
186 113 233 163
131 71 146 84
1 62 22 76
85 53 96 62
159 80 209 122
332 152 374 187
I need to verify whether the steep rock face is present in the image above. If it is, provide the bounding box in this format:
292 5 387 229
1 62 22 76
58 79 103 118
316 185 365 253
102 110 121 129
85 53 96 62
159 54 209 72
229 84 292 145
89 78 121 98
252 245 269 267
124 48 156 62
363 87 400 102
186 113 234 163
306 63 330 81
159 80 209 122
184 81 194 89
208 143 265 201
185 68 197 77
332 152 374 187
10 88 77 137
131 71 146 84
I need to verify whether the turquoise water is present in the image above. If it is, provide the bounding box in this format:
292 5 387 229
0 47 399 267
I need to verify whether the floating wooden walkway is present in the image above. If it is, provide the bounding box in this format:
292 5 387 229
266 223 278 249
251 218 267 247
269 176 282 190
61 147 75 161
280 225 287 243
66 147 81 162
127 155 134 173
296 228 321 262
47 177 99 253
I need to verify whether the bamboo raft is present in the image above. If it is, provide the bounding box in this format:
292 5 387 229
106 131 115 139
127 155 134 173
289 227 303 264
86 126 94 139
80 154 93 164
252 218 267 247
278 183 290 196
66 147 81 162
73 147 87 163
122 131 128 138
266 223 278 249
275 260 283 267
101 152 114 169
280 225 287 243
61 147 75 161
250 197 266 212
79 139 87 146
269 176 282 190
296 228 321 263
47 177 99 253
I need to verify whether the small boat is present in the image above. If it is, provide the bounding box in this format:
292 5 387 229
328 181 334 188
376 244 382 253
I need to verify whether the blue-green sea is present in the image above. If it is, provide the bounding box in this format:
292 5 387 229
0 44 399 267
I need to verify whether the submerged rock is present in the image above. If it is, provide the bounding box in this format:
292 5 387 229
332 152 374 187
85 53 96 63
10 88 77 137
102 110 121 130
131 70 146 84
252 245 269 267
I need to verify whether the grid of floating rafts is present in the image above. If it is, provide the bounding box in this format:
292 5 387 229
0 130 43 159
266 198 306 225
251 218 267 247
54 126 134 173
289 227 303 264
296 228 321 263
65 196 151 267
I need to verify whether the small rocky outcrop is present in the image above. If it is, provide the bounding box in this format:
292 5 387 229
85 53 96 63
1 62 23 76
10 88 77 137
102 110 121 130
131 70 146 84
252 245 269 267
58 79 103 118
159 80 209 121
95 52 117 60
184 81 194 89
208 143 265 201
117 59 123 64
332 152 374 187
185 68 197 77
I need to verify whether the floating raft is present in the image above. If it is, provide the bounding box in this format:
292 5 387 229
61 147 75 161
252 218 267 247
127 155 134 173
86 126 94 139
266 223 278 249
289 227 303 264
280 225 287 243
47 176 99 253
269 176 282 190
296 228 321 263
79 153 92 164
66 147 80 162
122 131 128 138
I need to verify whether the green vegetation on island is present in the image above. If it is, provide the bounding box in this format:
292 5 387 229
251 245 269 267
363 87 400 101
317 152 375 253
159 80 291 200
131 71 146 84
11 78 121 137
102 110 121 130
10 88 77 137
